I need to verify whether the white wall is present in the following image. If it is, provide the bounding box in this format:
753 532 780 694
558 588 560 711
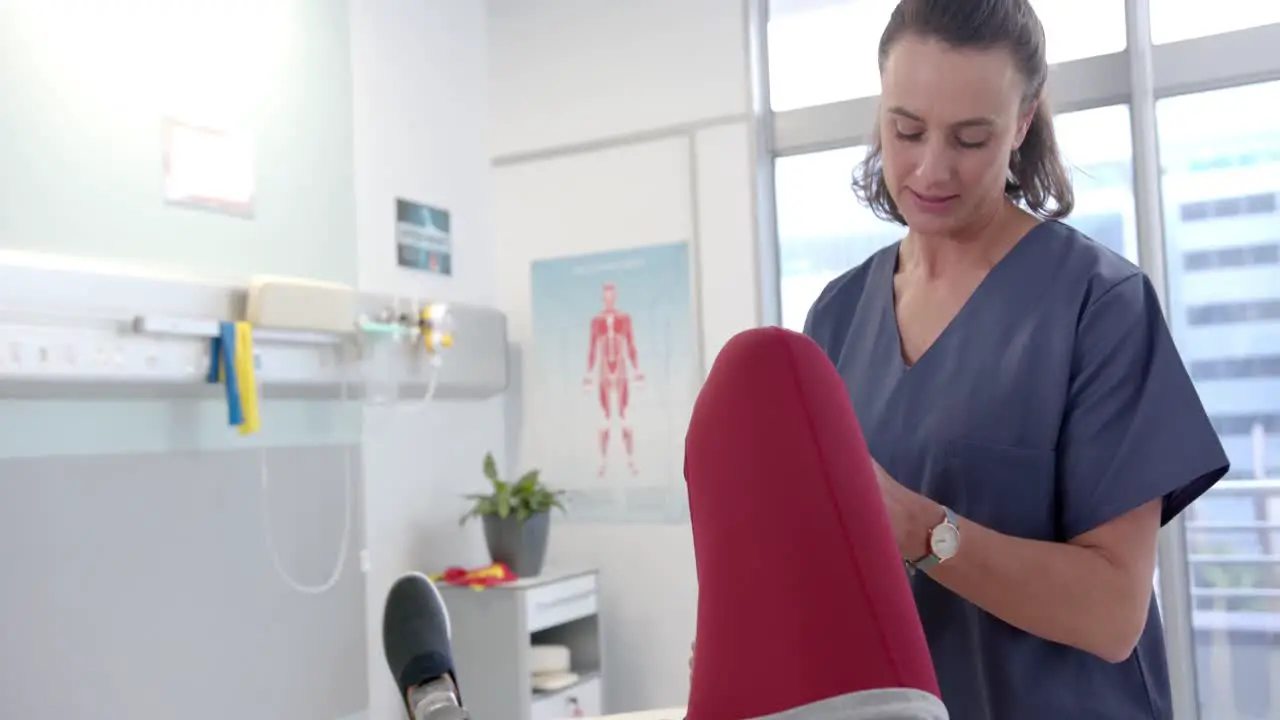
0 3 370 719
490 0 763 711
350 3 501 720
489 0 752 158
0 0 357 283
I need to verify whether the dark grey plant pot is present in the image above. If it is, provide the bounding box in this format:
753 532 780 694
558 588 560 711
482 511 551 578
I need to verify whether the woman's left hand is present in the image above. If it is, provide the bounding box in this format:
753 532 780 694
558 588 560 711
871 460 938 561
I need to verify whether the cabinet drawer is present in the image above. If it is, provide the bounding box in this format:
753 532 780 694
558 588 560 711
525 573 598 633
531 676 603 720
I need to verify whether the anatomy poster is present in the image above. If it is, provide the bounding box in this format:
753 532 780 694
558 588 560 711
528 242 699 524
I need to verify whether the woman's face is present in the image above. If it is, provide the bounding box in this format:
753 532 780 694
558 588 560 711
879 34 1033 235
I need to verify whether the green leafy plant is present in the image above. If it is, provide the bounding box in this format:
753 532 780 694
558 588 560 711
460 452 567 525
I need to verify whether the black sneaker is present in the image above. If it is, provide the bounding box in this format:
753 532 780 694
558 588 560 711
382 572 465 717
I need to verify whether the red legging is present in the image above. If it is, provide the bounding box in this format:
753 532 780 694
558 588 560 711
685 327 941 720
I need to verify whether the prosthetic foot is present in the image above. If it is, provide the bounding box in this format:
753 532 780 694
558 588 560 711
685 328 946 720
382 572 469 719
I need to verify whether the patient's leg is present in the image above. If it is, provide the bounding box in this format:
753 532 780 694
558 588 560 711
684 328 945 720
383 573 470 719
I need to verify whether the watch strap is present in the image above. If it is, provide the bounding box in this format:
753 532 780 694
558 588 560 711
911 553 942 572
907 506 957 574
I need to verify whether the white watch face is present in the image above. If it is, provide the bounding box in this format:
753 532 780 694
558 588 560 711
930 523 960 560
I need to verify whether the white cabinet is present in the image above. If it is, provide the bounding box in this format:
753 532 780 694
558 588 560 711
531 675 603 720
525 573 600 633
439 569 605 720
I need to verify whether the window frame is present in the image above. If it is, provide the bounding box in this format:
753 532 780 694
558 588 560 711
771 22 1280 157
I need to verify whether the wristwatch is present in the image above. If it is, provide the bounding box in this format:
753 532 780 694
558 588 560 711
907 506 960 574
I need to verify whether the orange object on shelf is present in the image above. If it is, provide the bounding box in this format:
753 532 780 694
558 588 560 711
430 562 517 590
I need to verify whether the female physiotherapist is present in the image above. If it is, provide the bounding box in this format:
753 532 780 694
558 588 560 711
692 1 1229 718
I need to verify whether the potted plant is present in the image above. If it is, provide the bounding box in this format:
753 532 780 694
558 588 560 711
460 452 567 578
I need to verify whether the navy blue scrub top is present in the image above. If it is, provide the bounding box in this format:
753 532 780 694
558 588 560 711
804 221 1230 720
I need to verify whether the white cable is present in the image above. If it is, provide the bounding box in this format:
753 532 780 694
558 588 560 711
417 352 445 406
257 317 445 594
394 337 446 413
258 365 354 596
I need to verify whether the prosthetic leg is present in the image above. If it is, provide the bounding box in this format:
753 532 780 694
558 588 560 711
685 328 946 720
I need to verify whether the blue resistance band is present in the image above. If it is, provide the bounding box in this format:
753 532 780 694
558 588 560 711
206 321 244 427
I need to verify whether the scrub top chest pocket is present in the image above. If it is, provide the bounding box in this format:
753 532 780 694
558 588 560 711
945 439 1058 542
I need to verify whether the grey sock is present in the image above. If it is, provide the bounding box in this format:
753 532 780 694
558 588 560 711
410 676 467 720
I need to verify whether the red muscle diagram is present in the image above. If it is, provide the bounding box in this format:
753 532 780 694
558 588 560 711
583 282 644 478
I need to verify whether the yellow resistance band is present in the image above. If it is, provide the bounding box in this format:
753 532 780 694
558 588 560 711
234 321 261 436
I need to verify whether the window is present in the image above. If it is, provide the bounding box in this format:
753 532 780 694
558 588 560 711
1157 81 1280 720
1188 300 1280 326
1029 0 1128 63
1180 193 1278 223
773 105 1134 332
1184 243 1280 272
1053 104 1137 262
774 145 902 331
767 0 895 111
1209 413 1280 437
767 0 1127 111
1191 355 1280 382
1151 1 1280 45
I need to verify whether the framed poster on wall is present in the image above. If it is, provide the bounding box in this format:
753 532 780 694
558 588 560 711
528 241 699 524
395 198 452 275
161 118 255 218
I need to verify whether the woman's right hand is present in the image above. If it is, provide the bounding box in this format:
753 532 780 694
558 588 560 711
688 640 695 680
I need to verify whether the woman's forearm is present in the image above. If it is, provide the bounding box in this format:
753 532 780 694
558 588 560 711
877 467 1160 662
922 510 1155 663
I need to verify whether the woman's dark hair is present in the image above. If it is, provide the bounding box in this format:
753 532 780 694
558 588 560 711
852 0 1075 225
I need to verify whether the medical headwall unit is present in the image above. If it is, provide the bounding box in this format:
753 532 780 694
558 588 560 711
0 251 509 399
